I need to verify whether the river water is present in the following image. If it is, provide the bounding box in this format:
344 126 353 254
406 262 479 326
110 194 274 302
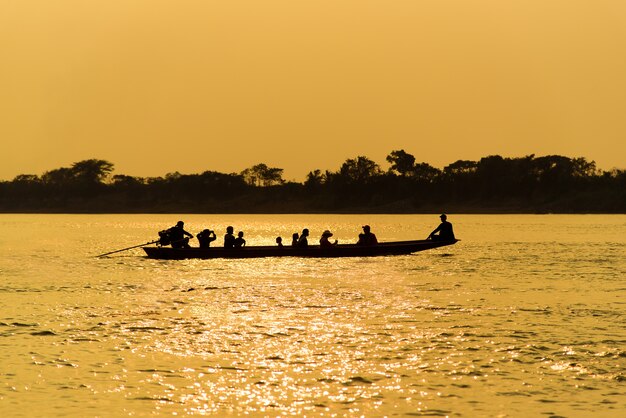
0 214 624 417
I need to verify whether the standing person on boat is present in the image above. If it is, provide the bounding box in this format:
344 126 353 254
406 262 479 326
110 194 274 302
168 221 193 249
297 229 309 247
320 230 338 248
234 231 246 248
291 233 299 247
428 214 455 241
357 225 378 246
224 226 236 248
197 229 217 248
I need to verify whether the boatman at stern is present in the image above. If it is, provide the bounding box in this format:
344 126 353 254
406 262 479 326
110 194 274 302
428 214 455 241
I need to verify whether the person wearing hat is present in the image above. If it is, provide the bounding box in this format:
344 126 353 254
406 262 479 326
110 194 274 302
320 230 338 248
357 225 378 246
428 214 455 241
167 221 194 248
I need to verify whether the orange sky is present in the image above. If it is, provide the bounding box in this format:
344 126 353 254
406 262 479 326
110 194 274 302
1 0 625 181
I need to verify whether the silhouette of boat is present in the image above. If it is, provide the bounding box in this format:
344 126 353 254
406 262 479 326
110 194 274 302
142 239 458 259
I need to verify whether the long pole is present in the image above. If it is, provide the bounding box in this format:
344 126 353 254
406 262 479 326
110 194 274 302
96 239 160 257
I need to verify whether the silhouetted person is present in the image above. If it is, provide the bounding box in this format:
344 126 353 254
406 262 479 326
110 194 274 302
234 231 246 248
197 229 217 248
276 236 283 247
224 226 236 248
291 233 299 247
357 225 378 246
428 214 455 241
168 221 193 249
297 228 309 248
320 230 338 248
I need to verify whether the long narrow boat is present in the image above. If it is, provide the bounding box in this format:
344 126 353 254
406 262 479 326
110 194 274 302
142 239 458 260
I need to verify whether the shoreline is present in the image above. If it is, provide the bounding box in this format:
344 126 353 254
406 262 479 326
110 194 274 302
1 209 624 215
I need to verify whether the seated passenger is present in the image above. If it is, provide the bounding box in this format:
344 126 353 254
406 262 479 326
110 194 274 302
234 231 246 248
428 214 455 241
297 229 309 248
276 236 284 247
356 225 378 246
197 229 217 248
291 232 299 247
320 230 338 248
224 226 236 248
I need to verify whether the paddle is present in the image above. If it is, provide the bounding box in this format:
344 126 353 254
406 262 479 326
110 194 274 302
96 239 161 257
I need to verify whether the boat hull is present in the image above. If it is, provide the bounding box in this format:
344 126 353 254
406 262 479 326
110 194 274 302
142 239 458 260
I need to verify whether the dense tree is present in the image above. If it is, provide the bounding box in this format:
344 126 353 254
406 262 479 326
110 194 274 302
443 160 478 177
387 149 416 176
41 167 75 186
111 174 145 188
304 169 325 189
71 159 114 185
337 156 382 184
241 164 285 187
412 162 441 183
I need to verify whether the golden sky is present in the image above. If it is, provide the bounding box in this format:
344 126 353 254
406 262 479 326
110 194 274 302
1 0 625 181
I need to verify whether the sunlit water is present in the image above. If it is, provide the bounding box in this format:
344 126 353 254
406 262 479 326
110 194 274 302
0 214 625 417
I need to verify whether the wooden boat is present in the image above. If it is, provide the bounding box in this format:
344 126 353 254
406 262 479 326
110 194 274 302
142 239 458 260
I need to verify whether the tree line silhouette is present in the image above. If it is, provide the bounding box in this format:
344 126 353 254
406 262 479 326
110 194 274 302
1 151 624 213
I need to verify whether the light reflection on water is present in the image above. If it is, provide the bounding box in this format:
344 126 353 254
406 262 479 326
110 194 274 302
0 214 625 416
